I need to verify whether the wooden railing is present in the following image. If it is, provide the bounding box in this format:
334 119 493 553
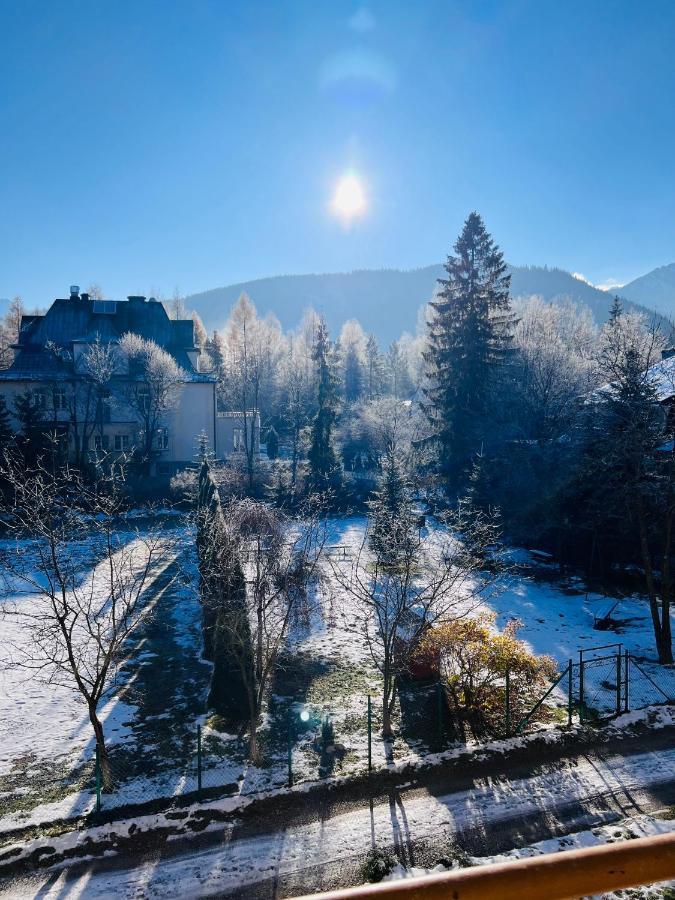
294 831 675 900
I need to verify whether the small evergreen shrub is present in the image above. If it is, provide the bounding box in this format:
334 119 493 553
360 848 396 883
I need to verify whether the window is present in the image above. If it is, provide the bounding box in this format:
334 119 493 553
53 387 68 411
114 434 130 452
137 388 151 413
233 427 244 451
32 390 47 410
153 427 169 450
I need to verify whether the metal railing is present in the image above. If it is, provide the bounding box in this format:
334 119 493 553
293 831 675 900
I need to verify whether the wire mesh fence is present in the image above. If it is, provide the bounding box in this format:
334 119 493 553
5 647 675 831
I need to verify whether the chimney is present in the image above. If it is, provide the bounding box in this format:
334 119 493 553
662 347 675 361
127 295 146 303
69 285 80 299
81 292 90 302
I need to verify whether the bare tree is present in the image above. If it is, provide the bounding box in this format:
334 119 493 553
330 496 503 738
118 333 185 470
199 490 327 761
40 337 121 468
0 296 25 370
0 458 174 785
86 283 105 301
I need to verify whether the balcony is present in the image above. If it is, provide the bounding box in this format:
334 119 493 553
295 832 675 900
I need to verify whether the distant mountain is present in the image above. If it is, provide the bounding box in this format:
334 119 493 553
185 265 665 344
615 263 675 321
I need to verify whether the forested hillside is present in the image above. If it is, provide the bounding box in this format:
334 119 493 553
185 264 666 343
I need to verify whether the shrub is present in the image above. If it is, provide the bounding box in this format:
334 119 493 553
360 848 396 883
414 613 558 738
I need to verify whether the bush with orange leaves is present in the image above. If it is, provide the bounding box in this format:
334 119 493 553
414 613 558 739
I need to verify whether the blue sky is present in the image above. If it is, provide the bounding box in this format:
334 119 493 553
2 0 675 306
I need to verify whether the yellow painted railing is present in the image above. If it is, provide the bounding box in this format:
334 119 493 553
294 830 675 900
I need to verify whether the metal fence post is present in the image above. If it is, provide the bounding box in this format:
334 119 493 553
437 681 445 744
367 694 372 772
579 650 585 719
287 709 293 787
625 649 630 712
197 724 202 799
95 745 102 814
616 651 622 716
505 670 511 735
568 660 573 726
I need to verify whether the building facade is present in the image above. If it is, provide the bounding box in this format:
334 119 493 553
0 287 258 473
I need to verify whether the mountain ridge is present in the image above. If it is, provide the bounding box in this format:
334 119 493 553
185 264 670 344
617 263 675 320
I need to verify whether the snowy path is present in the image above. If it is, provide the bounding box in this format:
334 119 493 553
5 739 675 899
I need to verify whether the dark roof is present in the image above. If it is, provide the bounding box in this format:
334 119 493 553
2 294 214 383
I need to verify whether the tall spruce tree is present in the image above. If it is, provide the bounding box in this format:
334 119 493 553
423 212 513 485
608 295 623 326
308 320 341 491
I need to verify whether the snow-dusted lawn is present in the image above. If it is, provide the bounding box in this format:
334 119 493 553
1 512 673 834
0 513 210 831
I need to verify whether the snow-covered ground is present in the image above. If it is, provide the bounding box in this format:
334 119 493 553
1 512 673 834
3 744 675 898
0 515 209 831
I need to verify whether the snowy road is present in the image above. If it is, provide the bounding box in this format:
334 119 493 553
4 735 675 899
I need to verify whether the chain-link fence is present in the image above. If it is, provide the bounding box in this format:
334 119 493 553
5 647 674 831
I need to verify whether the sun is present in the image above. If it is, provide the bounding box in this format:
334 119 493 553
331 172 366 221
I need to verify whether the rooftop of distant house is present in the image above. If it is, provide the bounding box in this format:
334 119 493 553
0 286 215 383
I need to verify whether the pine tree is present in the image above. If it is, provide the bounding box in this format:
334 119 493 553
422 212 513 485
266 425 279 460
0 394 13 454
365 334 385 400
13 389 50 467
367 450 417 567
608 295 623 326
209 550 252 723
308 320 341 492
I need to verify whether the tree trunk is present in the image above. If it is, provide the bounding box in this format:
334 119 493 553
381 669 394 739
635 499 668 661
89 705 112 791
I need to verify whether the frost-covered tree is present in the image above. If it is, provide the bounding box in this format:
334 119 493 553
385 340 413 400
367 450 417 567
339 320 367 403
119 333 185 470
512 297 598 440
221 293 284 489
570 309 673 662
365 333 386 400
423 212 513 484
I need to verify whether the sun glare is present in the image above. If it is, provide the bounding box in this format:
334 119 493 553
331 172 366 221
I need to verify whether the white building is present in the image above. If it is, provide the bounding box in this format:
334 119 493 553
0 287 259 474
